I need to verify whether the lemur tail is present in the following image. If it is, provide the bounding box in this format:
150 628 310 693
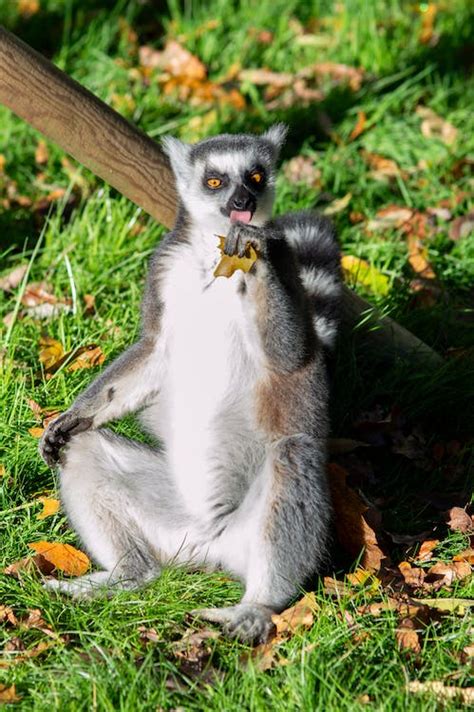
272 211 342 349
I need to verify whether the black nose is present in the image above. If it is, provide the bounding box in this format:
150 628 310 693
230 186 256 212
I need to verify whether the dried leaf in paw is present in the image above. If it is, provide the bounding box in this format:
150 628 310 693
214 236 258 278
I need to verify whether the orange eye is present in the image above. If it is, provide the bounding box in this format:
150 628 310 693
251 172 263 184
207 177 222 189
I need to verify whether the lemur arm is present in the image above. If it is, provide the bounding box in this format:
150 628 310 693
40 246 166 466
224 221 318 372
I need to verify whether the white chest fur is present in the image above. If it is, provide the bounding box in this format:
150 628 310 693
157 244 261 518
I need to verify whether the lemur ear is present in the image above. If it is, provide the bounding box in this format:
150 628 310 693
262 123 288 156
161 136 192 181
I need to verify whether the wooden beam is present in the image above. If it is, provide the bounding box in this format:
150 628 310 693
0 27 442 365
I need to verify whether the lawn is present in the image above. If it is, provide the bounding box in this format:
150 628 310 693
1 0 473 709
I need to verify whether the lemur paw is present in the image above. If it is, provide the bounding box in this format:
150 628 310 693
224 223 266 259
39 410 93 467
191 603 276 644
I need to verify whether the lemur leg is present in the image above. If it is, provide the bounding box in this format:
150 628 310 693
46 429 184 599
194 434 331 642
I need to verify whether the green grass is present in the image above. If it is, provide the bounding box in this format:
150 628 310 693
1 0 473 709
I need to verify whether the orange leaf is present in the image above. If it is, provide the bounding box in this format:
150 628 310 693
407 235 436 279
349 111 366 141
415 539 439 563
35 140 49 165
28 427 44 438
453 548 474 565
67 345 106 372
398 561 426 588
28 541 90 577
0 684 21 703
271 593 318 635
36 497 60 520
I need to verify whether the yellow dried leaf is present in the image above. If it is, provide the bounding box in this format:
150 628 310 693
0 464 6 477
0 154 5 173
36 497 60 520
417 598 473 615
214 236 258 278
407 235 436 279
322 192 352 215
28 427 44 438
347 567 374 587
38 336 65 370
341 255 390 296
28 541 90 577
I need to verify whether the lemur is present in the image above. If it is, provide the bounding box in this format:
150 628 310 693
39 124 342 643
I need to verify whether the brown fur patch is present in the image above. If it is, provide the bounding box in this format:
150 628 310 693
255 362 316 439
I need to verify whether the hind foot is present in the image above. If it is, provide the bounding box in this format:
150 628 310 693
191 603 276 644
44 569 156 600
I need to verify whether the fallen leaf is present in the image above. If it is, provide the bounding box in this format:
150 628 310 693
67 345 106 372
328 463 386 571
171 628 220 662
0 464 6 477
311 62 364 91
0 606 18 626
415 539 439 563
366 206 414 231
416 106 458 146
407 234 436 279
28 427 44 438
419 3 437 44
34 140 49 165
323 576 352 597
238 68 294 87
36 497 60 520
0 684 21 703
349 111 366 141
27 398 43 420
408 680 474 705
4 554 55 578
283 156 321 187
346 568 374 587
322 192 352 215
138 626 160 643
426 561 471 588
214 236 258 278
398 561 426 589
341 255 390 296
27 541 90 577
462 644 474 660
416 598 474 615
453 548 474 564
396 617 421 655
272 593 318 635
0 639 57 669
83 294 96 314
445 507 473 533
18 0 39 18
449 212 474 241
361 151 401 180
140 40 206 80
0 265 28 292
21 282 58 307
38 335 65 370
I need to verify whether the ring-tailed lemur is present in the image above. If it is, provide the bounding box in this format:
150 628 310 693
39 124 342 643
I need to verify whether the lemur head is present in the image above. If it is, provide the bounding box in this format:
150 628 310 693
162 124 287 234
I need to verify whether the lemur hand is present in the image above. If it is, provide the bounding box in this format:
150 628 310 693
224 222 268 259
39 409 93 467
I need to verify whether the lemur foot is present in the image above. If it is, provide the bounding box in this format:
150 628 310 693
191 603 276 644
224 222 267 259
44 572 118 599
39 410 93 466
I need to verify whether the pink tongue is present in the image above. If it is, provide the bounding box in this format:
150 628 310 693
230 210 252 224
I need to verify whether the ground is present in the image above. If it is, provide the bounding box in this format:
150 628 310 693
0 1 473 709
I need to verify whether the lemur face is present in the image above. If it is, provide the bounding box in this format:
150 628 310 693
163 125 287 233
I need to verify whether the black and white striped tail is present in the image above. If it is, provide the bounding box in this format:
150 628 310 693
273 211 342 349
